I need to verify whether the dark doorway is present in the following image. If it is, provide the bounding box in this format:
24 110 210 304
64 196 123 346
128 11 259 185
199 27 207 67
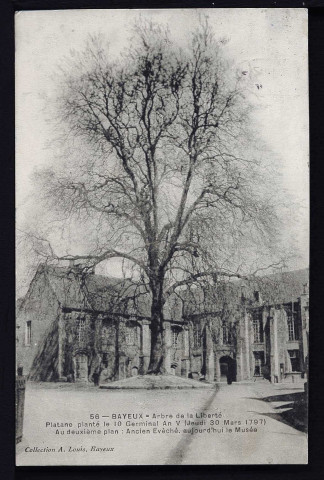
219 356 236 383
220 360 228 381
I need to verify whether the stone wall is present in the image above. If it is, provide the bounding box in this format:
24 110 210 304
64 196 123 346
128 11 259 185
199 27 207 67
16 271 62 379
17 268 308 385
61 313 144 383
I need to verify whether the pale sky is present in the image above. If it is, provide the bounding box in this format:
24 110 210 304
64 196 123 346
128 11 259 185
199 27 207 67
15 8 309 282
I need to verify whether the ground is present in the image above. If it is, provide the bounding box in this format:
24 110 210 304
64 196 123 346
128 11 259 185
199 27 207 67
16 380 307 465
99 373 212 389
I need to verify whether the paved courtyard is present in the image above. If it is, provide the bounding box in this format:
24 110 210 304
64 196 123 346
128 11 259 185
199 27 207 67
16 380 307 465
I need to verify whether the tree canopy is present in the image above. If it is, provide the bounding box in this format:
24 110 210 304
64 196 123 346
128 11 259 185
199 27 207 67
21 20 289 372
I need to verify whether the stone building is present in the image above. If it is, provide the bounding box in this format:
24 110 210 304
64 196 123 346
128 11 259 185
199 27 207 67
16 264 309 384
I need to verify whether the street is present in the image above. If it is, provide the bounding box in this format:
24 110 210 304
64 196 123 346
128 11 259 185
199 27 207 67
16 380 307 465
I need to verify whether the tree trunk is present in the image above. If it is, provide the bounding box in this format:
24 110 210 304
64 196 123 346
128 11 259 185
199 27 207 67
147 282 165 374
148 317 164 373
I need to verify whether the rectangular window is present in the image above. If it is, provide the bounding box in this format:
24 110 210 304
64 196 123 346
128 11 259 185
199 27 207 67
172 329 178 348
287 313 299 341
126 327 136 345
253 315 263 343
288 350 300 372
25 321 31 346
287 316 295 340
222 323 232 345
193 324 201 348
76 317 86 345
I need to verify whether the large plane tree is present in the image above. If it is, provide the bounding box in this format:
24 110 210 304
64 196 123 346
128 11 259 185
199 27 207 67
32 21 285 373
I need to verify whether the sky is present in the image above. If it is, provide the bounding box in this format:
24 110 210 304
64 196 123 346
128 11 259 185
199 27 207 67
15 8 309 288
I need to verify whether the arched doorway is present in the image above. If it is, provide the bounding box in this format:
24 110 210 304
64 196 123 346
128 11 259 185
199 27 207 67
219 356 236 383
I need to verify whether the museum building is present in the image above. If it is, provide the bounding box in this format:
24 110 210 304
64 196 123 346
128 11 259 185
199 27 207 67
16 264 309 385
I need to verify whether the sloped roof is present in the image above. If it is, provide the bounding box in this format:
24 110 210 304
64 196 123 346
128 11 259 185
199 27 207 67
40 265 151 317
182 268 309 317
21 264 308 321
36 264 183 321
246 268 309 306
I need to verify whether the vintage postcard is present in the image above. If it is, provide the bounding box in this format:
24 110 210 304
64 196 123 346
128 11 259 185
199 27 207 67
15 8 309 465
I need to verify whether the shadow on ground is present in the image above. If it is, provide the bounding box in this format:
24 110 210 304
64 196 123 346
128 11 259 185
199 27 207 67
164 385 220 464
249 391 308 433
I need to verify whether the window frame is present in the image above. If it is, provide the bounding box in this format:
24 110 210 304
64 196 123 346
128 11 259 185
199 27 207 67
172 329 178 348
252 314 263 343
193 323 201 348
287 312 299 341
76 317 86 345
171 327 182 348
288 349 300 372
125 326 136 346
222 322 232 345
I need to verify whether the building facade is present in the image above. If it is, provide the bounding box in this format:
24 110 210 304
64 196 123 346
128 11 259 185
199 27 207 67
16 264 309 384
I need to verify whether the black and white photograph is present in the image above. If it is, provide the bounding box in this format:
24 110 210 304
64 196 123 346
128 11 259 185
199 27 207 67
15 8 309 465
